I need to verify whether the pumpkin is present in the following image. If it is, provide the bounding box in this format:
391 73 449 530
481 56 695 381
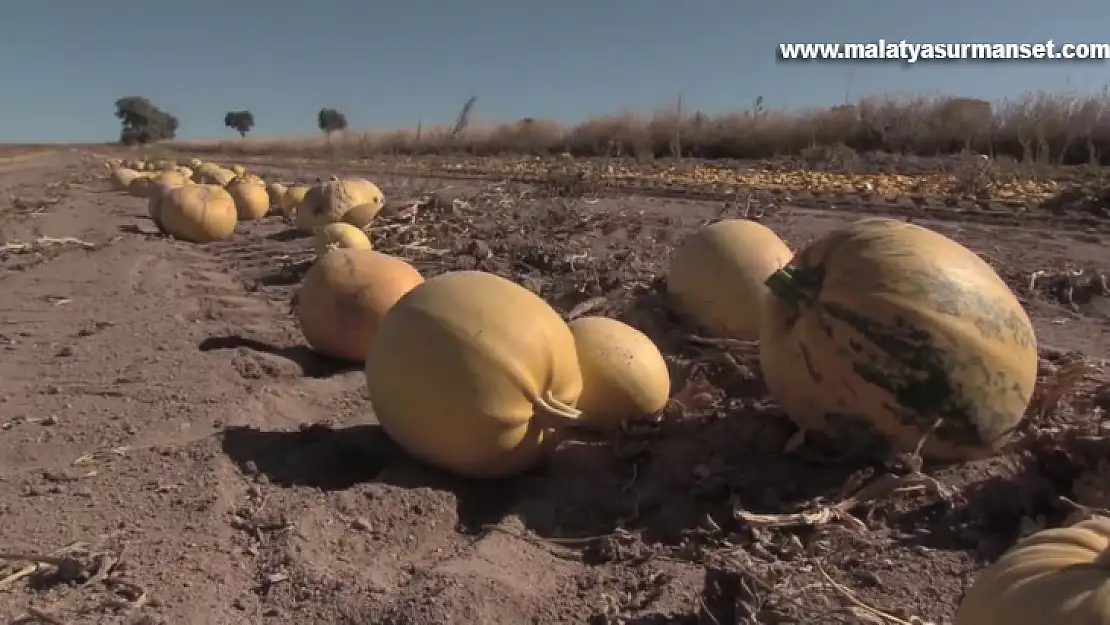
146 174 190 229
341 199 389 228
954 516 1110 625
230 164 246 176
667 219 792 340
153 159 177 171
280 184 310 220
226 175 270 220
159 184 238 243
759 217 1037 461
187 158 203 169
109 167 143 191
176 166 194 180
568 316 671 431
194 164 236 186
296 176 384 233
295 249 423 362
266 182 287 213
365 270 583 479
125 172 158 197
313 223 372 256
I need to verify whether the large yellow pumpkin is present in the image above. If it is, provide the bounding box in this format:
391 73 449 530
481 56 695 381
365 270 583 479
759 217 1037 461
296 176 384 233
226 175 270 220
667 219 792 340
147 176 190 230
568 316 671 431
954 517 1110 625
159 184 238 243
294 249 423 362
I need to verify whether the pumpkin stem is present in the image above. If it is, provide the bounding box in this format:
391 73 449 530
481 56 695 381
532 390 584 430
764 265 823 305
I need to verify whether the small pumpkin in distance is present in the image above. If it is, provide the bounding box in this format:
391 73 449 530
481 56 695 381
109 167 143 191
159 184 238 243
365 270 583 479
759 217 1038 462
295 248 423 363
954 516 1110 625
568 316 671 431
667 219 792 340
313 223 372 256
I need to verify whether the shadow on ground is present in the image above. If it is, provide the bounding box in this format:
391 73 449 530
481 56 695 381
198 335 360 378
269 228 309 242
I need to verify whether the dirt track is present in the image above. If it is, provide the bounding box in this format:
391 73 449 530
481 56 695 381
0 152 1107 624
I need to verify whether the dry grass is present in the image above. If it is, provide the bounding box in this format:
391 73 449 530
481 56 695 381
170 90 1110 165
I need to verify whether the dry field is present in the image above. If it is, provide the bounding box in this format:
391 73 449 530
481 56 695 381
0 143 1107 625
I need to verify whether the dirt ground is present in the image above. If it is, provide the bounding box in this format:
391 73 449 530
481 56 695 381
0 151 1107 625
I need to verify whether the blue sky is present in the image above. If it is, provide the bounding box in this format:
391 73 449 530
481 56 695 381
1 0 1107 143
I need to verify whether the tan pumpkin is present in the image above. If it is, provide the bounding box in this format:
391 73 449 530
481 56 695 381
568 316 671 431
341 201 384 229
109 167 143 191
954 516 1110 625
266 182 287 213
313 223 372 256
280 184 310 220
226 175 270 220
146 173 190 229
194 164 236 186
667 219 792 340
759 217 1038 461
365 270 583 479
295 249 423 362
159 184 238 243
296 176 384 233
125 172 158 197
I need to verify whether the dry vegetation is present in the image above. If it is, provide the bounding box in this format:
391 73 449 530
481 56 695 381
174 91 1110 165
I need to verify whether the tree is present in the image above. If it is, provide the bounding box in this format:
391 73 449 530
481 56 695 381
224 110 255 137
317 108 348 139
114 97 178 145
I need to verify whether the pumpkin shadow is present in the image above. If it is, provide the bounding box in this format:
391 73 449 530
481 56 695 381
255 259 313 287
269 228 308 242
220 423 528 534
197 335 359 378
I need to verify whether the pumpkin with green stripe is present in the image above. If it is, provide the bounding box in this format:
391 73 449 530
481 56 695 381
759 217 1037 461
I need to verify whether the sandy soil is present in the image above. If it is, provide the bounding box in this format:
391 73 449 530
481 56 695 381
0 151 1107 624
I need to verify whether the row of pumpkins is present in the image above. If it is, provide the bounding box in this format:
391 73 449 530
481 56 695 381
104 156 384 254
100 155 1105 624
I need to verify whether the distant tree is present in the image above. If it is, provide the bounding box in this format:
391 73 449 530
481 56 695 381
224 110 255 138
114 97 179 145
317 108 348 140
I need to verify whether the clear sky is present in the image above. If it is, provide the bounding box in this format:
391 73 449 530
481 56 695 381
1 0 1108 143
